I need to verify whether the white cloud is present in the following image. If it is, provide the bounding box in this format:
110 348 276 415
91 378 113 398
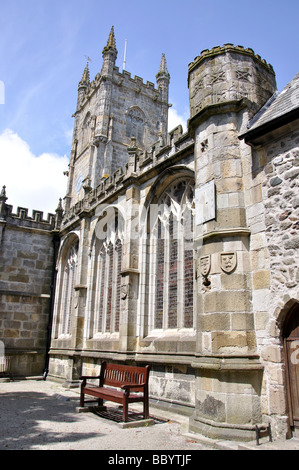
0 129 69 215
168 107 188 133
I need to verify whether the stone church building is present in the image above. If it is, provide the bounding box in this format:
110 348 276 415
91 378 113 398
1 27 299 443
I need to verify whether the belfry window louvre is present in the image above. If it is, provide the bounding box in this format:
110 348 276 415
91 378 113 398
126 107 145 146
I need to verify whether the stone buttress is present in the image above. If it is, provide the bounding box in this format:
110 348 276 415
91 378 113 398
188 45 277 441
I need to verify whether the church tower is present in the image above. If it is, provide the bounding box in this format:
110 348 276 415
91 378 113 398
64 27 170 211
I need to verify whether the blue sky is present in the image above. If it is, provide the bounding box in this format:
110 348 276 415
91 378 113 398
1 0 299 213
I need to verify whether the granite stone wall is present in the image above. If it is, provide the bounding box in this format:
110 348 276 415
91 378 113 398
0 203 57 376
247 131 299 436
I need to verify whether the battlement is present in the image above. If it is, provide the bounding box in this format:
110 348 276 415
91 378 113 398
0 185 62 231
117 69 157 89
188 43 275 74
188 43 277 120
62 125 193 226
77 57 164 116
86 65 159 90
3 204 56 230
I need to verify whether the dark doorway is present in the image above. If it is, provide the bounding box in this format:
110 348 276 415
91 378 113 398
284 304 299 429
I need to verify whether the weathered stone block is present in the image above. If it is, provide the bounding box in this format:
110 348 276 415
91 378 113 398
221 273 249 290
211 331 252 353
204 290 251 313
199 312 230 331
253 270 271 289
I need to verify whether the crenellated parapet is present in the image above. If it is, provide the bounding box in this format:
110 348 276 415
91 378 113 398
5 205 56 230
61 124 194 227
76 67 165 116
188 44 275 74
188 43 277 121
0 186 63 232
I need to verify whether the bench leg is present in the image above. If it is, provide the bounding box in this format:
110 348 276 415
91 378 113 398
143 399 149 420
80 390 85 408
98 398 104 407
123 400 129 422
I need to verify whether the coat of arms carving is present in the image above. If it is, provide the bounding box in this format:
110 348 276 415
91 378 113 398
220 252 237 273
199 255 211 277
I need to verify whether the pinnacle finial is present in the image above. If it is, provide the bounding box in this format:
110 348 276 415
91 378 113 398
107 26 116 49
103 26 117 55
56 198 63 213
156 53 170 80
0 185 7 199
54 198 63 230
79 62 90 88
0 185 7 220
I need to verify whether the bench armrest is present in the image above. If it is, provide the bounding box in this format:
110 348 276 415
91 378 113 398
121 383 146 392
80 375 102 388
80 375 101 380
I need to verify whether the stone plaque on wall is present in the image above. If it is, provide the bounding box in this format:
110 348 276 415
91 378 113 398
195 180 216 225
220 252 237 273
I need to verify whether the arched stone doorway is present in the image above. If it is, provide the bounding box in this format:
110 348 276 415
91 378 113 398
283 303 299 431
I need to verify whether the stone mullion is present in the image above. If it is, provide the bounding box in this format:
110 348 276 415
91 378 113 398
60 266 69 336
66 263 75 335
164 219 170 329
155 220 166 329
137 237 149 338
106 244 114 332
84 246 96 340
183 209 194 329
51 264 63 339
150 235 158 331
103 245 112 333
109 242 118 333
177 218 185 329
114 241 122 333
97 250 106 334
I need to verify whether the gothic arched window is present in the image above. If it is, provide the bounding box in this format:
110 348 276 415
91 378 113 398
61 243 78 335
148 179 195 331
52 238 79 338
87 207 124 336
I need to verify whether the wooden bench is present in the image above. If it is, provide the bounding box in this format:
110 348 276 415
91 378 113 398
79 361 151 422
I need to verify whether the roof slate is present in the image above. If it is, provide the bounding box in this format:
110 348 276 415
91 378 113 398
247 72 299 132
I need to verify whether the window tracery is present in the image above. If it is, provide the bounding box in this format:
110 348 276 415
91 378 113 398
148 179 195 331
89 208 124 336
53 240 79 338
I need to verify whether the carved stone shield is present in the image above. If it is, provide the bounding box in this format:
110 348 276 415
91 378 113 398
220 252 237 273
199 255 211 277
